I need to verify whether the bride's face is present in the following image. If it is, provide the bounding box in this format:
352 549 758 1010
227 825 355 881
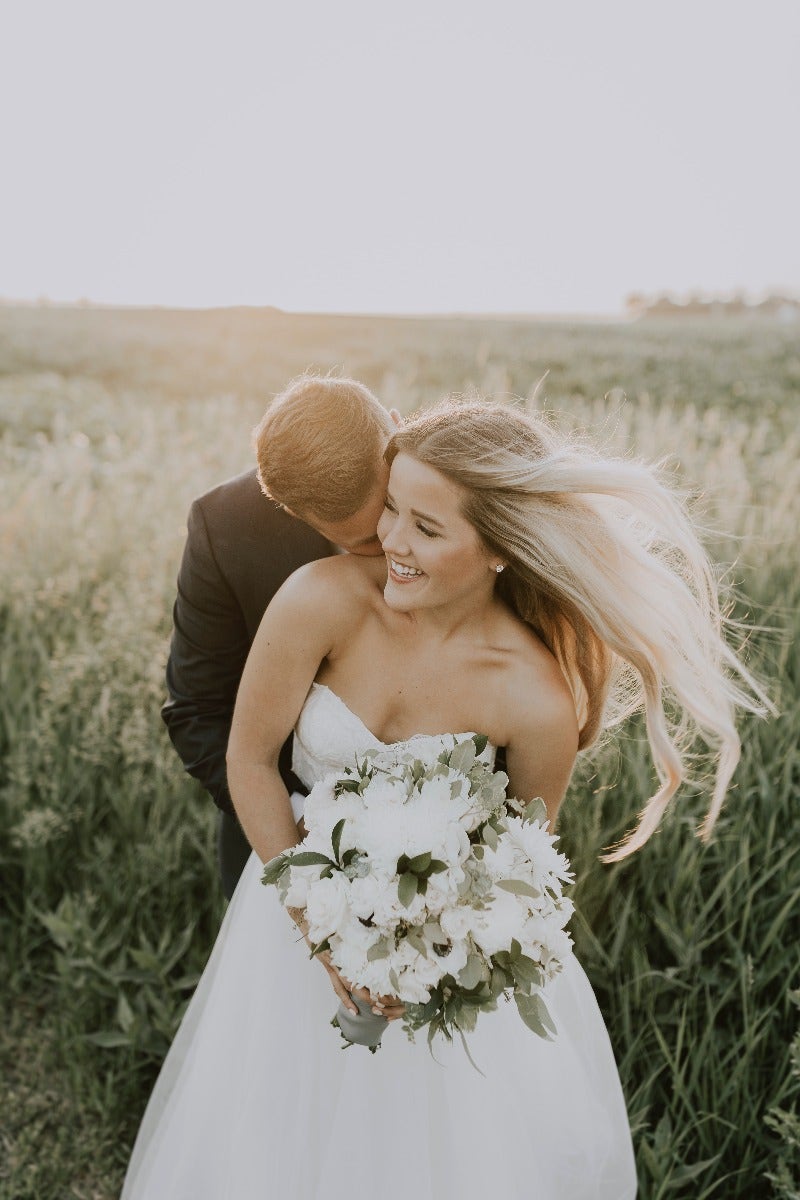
377 453 497 613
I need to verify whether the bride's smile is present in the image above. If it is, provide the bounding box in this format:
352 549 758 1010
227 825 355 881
378 453 499 614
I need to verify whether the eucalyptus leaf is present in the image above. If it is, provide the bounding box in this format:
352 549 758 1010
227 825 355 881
515 991 557 1039
406 930 428 958
261 856 289 886
458 954 485 991
367 939 390 961
523 797 548 826
449 740 477 773
288 851 336 868
408 851 432 874
398 872 419 908
512 955 544 988
456 1002 478 1033
482 823 499 851
331 818 345 864
428 859 448 875
496 878 541 900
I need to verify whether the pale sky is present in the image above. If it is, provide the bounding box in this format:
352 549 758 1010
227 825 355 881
2 0 799 314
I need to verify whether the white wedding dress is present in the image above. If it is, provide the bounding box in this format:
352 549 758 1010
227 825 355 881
122 683 637 1198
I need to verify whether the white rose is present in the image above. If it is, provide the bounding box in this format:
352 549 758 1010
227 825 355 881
348 874 382 920
470 887 527 958
330 916 382 987
283 865 315 908
305 872 351 942
439 904 475 942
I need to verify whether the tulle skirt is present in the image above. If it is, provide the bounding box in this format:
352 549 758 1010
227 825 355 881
122 852 637 1199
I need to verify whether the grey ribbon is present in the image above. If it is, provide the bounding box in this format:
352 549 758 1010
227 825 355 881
334 993 389 1049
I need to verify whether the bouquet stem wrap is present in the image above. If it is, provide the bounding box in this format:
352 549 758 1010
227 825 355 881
333 994 388 1051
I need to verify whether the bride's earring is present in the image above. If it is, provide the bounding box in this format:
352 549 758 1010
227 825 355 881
494 564 505 573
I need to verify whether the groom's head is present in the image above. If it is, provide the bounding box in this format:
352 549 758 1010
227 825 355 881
254 374 396 556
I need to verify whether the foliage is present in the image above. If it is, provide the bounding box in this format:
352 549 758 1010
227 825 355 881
1 307 798 1197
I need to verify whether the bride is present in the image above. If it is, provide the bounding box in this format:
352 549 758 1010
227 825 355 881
122 399 763 1199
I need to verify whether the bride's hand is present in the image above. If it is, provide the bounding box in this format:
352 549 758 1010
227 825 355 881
286 906 405 1020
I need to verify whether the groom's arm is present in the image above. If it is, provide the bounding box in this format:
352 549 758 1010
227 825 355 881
162 498 249 816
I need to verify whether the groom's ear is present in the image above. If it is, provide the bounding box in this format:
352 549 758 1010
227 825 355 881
389 408 402 427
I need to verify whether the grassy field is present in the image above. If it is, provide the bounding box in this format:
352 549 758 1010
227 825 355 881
1 305 798 1198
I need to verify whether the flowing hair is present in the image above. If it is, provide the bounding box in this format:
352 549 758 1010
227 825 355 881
386 399 771 861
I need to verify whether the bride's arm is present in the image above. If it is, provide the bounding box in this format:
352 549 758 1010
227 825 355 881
503 671 579 828
226 562 348 864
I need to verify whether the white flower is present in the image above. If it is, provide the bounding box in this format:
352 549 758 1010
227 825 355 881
305 872 351 942
330 916 382 988
348 874 382 920
469 887 527 957
502 817 573 892
283 865 316 909
439 904 475 942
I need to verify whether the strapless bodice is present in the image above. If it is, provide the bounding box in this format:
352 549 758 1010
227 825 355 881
291 683 496 795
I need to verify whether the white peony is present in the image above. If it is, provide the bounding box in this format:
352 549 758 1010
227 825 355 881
305 872 351 942
469 887 527 958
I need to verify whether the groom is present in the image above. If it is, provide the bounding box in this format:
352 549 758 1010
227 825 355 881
162 375 398 898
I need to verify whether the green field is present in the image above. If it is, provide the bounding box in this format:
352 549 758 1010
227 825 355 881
1 305 798 1198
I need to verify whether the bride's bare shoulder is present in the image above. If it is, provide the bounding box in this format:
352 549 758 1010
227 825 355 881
276 554 386 618
491 609 578 738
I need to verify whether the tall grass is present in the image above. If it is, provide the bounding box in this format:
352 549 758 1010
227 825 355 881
1 308 798 1198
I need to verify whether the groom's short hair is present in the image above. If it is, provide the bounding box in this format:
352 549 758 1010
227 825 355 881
254 374 394 522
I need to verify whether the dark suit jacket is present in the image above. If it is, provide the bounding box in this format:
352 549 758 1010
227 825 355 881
162 469 334 814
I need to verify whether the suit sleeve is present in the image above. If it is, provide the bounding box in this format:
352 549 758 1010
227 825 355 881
161 499 249 814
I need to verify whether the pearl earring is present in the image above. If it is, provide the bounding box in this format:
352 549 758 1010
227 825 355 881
495 564 505 574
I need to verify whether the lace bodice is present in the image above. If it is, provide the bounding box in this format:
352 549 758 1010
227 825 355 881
291 683 496 803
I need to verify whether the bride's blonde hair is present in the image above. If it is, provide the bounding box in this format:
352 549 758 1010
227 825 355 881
386 399 770 861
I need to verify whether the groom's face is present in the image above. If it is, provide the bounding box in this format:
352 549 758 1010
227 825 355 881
306 468 390 556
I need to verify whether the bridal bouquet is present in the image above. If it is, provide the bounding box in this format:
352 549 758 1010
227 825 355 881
262 735 574 1059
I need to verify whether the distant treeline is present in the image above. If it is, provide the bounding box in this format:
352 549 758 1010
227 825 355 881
626 291 800 320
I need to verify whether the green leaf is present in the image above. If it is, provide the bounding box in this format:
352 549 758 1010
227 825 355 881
389 968 401 993
261 856 290 886
458 954 485 991
288 851 336 868
309 937 331 959
449 740 477 774
428 859 448 874
398 872 419 908
515 991 557 1039
367 939 390 961
341 848 358 867
396 853 410 874
523 797 548 825
116 992 134 1032
335 778 361 794
84 1031 132 1049
482 823 499 851
471 844 485 859
408 851 432 874
456 1001 478 1033
406 930 428 958
511 955 544 989
496 878 541 900
331 818 345 864
490 965 512 996
663 1157 723 1186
